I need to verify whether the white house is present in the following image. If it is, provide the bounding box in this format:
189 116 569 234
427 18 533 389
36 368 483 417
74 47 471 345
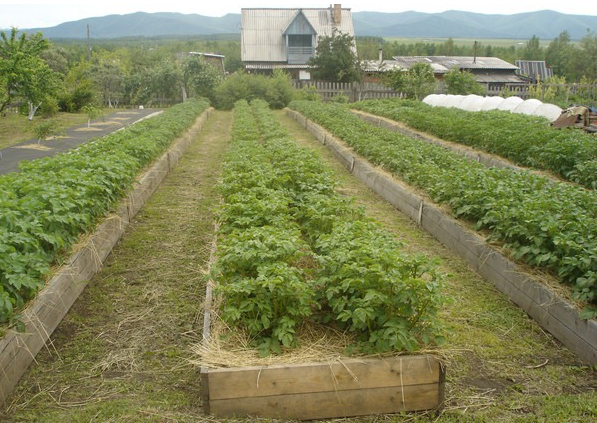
241 4 355 80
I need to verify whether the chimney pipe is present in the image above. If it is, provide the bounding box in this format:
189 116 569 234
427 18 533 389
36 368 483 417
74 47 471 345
473 40 477 64
334 4 341 25
378 47 383 64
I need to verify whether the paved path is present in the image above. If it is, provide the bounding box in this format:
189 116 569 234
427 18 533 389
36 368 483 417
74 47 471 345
0 108 162 175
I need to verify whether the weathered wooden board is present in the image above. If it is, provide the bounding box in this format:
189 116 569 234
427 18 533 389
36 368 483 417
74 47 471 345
202 355 444 420
210 384 441 420
287 108 597 365
0 108 213 405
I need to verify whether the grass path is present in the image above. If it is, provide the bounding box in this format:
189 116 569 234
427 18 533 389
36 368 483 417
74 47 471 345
1 108 594 423
1 110 231 422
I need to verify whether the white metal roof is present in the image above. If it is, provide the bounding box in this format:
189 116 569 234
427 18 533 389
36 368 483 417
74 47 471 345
390 56 519 71
241 7 355 62
244 63 312 69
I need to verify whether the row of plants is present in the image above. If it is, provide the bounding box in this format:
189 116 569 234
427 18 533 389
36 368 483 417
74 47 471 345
352 99 597 189
289 100 597 316
212 99 445 356
0 98 210 328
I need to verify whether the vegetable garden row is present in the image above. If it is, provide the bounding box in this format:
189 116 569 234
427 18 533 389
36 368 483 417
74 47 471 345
289 101 597 317
0 99 210 328
211 99 445 357
352 99 597 189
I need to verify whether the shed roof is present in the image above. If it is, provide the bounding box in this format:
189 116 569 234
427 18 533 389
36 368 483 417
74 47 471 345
390 56 519 72
241 7 354 62
515 60 554 81
244 63 311 70
363 58 525 84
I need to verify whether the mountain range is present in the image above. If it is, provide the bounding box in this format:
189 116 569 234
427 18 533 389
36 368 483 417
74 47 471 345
14 10 597 40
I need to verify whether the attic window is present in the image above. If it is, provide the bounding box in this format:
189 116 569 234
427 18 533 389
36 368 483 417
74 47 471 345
288 34 312 48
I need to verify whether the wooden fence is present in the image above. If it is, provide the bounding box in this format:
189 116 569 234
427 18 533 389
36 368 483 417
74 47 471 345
487 83 597 103
293 81 404 101
293 81 597 104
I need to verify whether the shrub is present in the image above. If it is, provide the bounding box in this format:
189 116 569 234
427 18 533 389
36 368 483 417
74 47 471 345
214 70 297 110
40 97 59 118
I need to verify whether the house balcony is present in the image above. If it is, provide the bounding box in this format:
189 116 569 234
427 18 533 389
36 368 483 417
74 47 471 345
288 46 314 65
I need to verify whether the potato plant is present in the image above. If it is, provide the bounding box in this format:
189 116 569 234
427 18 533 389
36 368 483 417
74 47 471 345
353 99 597 189
0 99 210 326
213 99 445 356
290 100 597 316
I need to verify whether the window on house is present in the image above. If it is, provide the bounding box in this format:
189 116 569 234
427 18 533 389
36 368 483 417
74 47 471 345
288 34 312 48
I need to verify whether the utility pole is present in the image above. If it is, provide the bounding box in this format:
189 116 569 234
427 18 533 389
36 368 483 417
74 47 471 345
87 24 91 60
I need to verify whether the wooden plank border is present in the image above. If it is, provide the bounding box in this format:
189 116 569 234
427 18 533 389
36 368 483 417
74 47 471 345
286 108 597 365
0 108 214 405
201 356 444 420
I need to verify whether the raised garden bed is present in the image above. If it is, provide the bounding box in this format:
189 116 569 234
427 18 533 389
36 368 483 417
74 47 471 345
201 354 444 420
0 107 213 405
286 107 597 366
198 100 446 420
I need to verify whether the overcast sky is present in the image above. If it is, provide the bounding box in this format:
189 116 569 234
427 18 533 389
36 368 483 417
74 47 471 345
1 1 595 29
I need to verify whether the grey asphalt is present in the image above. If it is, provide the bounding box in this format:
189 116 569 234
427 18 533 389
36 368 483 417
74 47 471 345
0 108 162 175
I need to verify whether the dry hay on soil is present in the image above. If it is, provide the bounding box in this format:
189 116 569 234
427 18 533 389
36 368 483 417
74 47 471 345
73 127 103 132
91 120 122 126
11 143 54 150
191 276 446 370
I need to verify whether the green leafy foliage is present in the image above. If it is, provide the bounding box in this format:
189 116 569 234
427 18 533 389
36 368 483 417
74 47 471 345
31 119 61 143
383 63 437 100
181 55 221 102
213 70 297 110
213 99 445 355
0 28 59 118
290 100 597 316
308 28 361 83
353 99 597 189
314 220 445 353
0 98 210 325
444 68 486 95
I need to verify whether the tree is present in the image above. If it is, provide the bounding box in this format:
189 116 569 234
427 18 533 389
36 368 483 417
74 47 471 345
41 45 70 77
444 68 485 95
148 59 181 104
21 57 60 120
181 55 222 102
569 31 597 81
60 61 98 112
438 38 455 56
545 31 573 78
308 28 361 83
90 54 124 107
384 62 437 100
82 104 101 128
31 119 60 144
522 35 543 60
0 28 59 118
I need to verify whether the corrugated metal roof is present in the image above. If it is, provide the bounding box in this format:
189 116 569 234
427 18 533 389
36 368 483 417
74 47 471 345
188 52 225 58
364 58 525 84
473 74 527 83
390 56 519 71
245 63 312 69
515 60 554 82
241 7 354 62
